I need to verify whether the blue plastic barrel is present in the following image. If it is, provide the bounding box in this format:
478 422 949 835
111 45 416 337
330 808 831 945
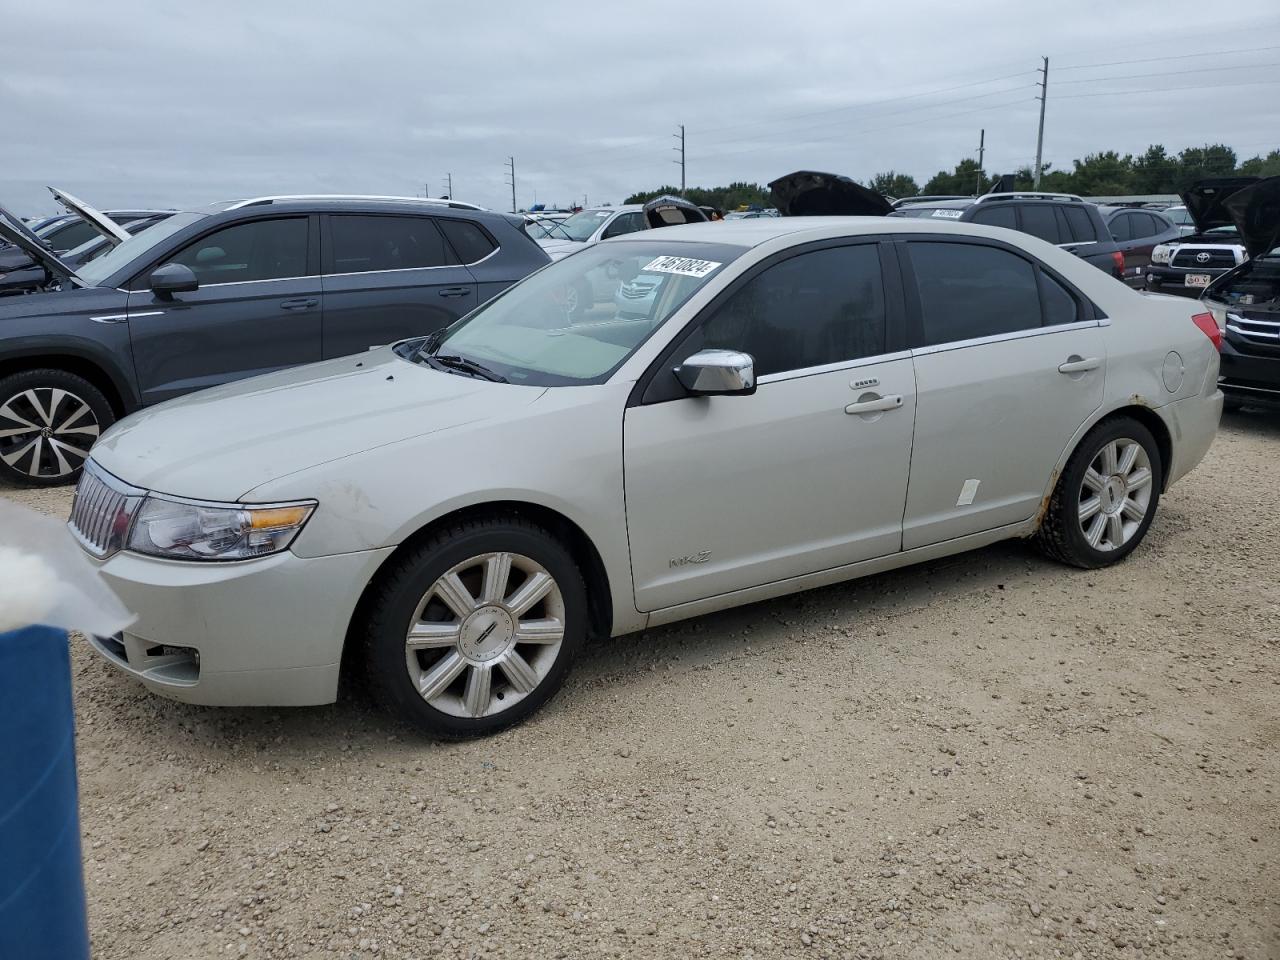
0 625 90 960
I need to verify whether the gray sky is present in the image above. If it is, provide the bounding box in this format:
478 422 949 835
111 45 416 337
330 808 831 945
5 1 1279 216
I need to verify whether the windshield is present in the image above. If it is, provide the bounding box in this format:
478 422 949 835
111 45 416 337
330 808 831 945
554 208 617 242
525 219 571 240
76 212 204 286
416 240 745 386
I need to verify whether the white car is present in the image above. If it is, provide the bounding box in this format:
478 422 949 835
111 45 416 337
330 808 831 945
74 216 1223 737
535 205 647 260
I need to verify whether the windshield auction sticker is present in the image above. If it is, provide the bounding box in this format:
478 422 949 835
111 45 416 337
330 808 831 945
930 209 964 219
643 256 722 278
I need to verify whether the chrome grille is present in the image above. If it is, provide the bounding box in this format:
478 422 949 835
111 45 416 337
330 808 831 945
1171 248 1236 269
1225 312 1280 348
68 461 145 559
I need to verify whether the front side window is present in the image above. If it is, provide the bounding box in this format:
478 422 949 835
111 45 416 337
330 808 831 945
169 217 309 284
602 212 645 239
329 215 451 273
908 241 1041 345
79 212 206 287
421 240 745 386
695 245 886 377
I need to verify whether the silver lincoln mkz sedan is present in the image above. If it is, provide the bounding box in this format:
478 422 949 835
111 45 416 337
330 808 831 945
74 216 1223 737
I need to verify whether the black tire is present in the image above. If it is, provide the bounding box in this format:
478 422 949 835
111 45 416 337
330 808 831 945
0 368 115 487
1035 416 1163 569
359 514 587 738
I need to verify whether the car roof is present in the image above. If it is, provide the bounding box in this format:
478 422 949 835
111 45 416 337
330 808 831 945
190 197 520 227
601 215 1043 249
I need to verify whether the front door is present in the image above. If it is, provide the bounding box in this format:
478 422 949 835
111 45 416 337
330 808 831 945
899 238 1105 549
126 215 322 405
321 213 477 357
624 241 915 611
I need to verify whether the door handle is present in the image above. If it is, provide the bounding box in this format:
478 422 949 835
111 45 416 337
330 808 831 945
1057 356 1101 374
279 297 318 310
437 286 471 298
845 394 903 415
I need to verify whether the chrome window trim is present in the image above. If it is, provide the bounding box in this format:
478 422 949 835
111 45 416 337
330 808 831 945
323 245 500 280
911 318 1106 357
755 350 913 386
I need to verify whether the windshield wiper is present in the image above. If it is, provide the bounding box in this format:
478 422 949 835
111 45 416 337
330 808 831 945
430 353 507 383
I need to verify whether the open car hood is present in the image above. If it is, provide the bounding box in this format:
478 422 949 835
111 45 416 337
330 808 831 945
642 195 709 229
768 171 892 217
48 186 131 245
1221 176 1280 261
1180 177 1259 235
0 204 81 285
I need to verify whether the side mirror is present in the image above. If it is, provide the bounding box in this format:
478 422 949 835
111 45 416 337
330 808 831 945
674 349 756 396
148 262 198 299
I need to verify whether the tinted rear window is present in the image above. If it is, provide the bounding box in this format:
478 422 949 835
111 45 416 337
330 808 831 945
970 205 1017 229
329 215 452 273
1061 206 1097 243
439 218 497 264
1020 205 1062 244
909 241 1042 345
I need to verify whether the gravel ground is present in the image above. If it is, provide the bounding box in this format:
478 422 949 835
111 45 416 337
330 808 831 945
5 410 1279 960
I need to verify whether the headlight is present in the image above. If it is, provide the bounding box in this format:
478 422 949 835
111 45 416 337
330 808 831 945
126 496 316 561
1151 245 1172 265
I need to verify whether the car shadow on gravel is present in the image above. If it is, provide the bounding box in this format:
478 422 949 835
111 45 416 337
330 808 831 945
78 536 1051 759
1222 405 1280 435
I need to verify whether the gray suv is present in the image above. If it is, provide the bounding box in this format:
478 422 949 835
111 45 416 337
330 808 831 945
0 196 549 485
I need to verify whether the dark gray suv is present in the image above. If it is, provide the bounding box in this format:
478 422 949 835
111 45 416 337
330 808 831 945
0 196 549 485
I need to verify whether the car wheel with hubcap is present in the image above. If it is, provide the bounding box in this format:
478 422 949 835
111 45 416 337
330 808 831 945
1036 416 1162 569
0 369 114 487
360 516 586 737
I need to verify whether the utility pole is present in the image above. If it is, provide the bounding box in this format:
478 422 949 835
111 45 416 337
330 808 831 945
583 193 588 208
424 182 429 199
505 157 516 213
444 172 452 199
1033 56 1049 190
976 128 985 195
672 124 685 193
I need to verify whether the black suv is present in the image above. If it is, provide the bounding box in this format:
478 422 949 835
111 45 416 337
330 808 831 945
892 193 1124 280
0 196 549 485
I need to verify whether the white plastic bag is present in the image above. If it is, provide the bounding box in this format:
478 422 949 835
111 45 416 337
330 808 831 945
0 499 133 636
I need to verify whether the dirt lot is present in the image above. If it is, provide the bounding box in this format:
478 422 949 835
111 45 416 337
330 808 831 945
5 410 1279 960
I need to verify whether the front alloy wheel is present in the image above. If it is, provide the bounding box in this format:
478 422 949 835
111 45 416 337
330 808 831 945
0 370 113 486
361 516 586 737
405 551 566 719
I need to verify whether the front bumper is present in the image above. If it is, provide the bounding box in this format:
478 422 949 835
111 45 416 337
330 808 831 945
1145 264 1232 292
88 545 394 706
1219 336 1280 408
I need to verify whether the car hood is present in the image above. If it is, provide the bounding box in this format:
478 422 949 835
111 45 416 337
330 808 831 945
49 186 131 245
90 347 547 501
768 171 893 216
537 238 582 261
0 206 82 285
1180 177 1258 234
1221 176 1280 260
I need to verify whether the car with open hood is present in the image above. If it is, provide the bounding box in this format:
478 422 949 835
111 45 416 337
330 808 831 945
72 214 1221 737
1201 176 1280 410
1145 178 1258 293
767 170 894 217
0 195 547 486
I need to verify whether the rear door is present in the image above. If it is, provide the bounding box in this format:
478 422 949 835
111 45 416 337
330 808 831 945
899 237 1105 549
126 215 322 404
1115 212 1162 281
320 213 477 357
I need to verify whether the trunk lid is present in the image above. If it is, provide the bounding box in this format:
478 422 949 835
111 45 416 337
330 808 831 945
768 171 893 217
641 195 709 228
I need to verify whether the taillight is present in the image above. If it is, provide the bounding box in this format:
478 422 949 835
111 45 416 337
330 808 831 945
1111 250 1125 276
1192 311 1222 351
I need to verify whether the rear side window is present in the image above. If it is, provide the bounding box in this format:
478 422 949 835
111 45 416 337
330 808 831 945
1039 271 1079 327
1020 205 1062 244
169 217 309 284
438 218 497 264
697 244 886 377
908 242 1041 345
970 205 1017 229
1061 206 1097 243
329 215 452 274
1135 212 1164 238
1109 214 1133 242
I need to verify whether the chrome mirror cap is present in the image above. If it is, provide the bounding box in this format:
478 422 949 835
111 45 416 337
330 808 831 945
674 349 756 396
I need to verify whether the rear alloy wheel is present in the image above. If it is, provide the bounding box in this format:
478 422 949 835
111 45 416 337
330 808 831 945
1036 416 1162 569
0 369 114 486
361 517 586 737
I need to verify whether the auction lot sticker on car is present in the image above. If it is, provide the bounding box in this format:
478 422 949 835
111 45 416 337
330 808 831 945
931 209 964 219
643 256 722 278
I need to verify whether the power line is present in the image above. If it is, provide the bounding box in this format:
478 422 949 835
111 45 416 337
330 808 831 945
1055 43 1280 72
1054 79 1280 99
1056 63 1280 86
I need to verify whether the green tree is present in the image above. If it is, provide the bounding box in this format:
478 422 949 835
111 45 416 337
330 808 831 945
1068 151 1134 196
624 182 771 210
1175 144 1238 189
922 158 989 196
1240 149 1280 178
868 171 919 199
1130 144 1174 194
